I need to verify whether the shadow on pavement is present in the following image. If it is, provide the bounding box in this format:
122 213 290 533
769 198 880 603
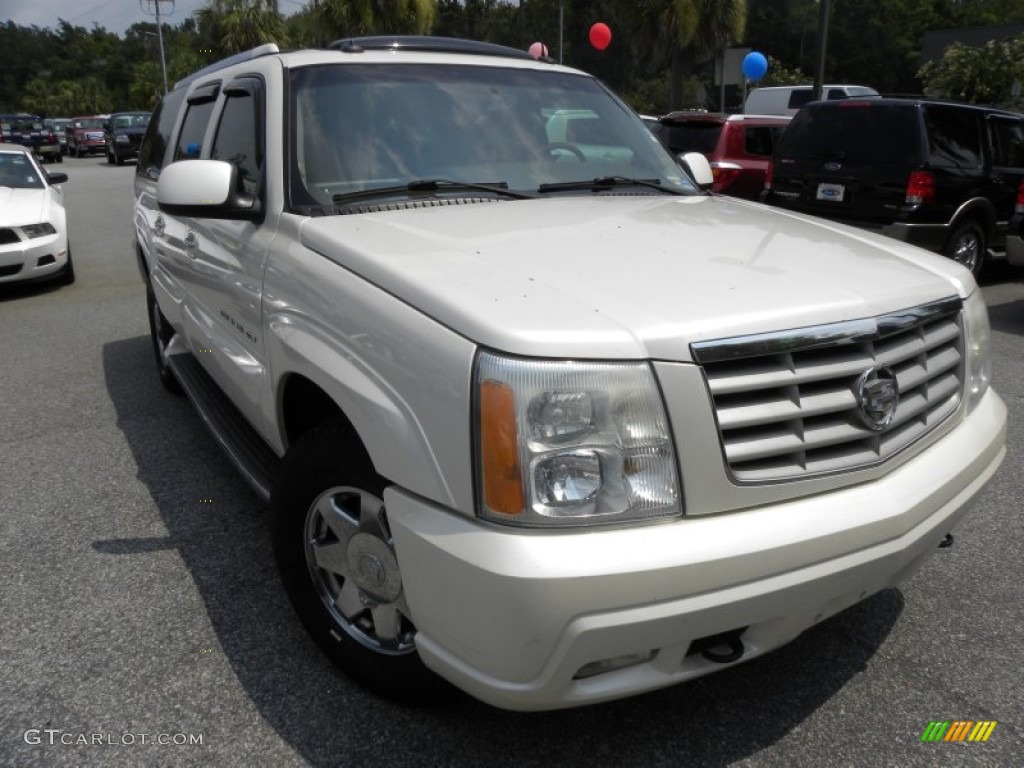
101 334 904 768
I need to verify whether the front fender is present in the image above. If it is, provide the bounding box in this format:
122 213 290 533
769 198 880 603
265 312 472 512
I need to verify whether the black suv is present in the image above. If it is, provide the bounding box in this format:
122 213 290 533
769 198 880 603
104 111 151 165
763 98 1024 276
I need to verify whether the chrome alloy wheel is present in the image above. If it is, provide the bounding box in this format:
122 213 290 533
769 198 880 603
302 486 415 655
950 230 981 272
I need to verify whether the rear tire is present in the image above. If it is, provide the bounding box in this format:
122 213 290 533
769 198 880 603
944 220 986 278
272 424 444 704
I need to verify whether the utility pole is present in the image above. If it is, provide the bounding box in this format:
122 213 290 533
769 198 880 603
812 0 831 102
558 0 564 64
141 0 173 94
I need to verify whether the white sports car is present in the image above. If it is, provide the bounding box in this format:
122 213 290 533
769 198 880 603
0 142 73 285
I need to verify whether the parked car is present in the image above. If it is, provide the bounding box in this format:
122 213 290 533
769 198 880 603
763 97 1024 277
134 38 1004 712
744 85 880 116
544 108 635 162
0 114 61 163
104 111 151 165
45 118 71 155
0 142 73 285
66 116 107 157
649 112 790 198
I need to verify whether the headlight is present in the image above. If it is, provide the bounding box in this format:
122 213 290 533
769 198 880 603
962 289 992 412
474 351 681 527
21 223 56 238
116 134 129 143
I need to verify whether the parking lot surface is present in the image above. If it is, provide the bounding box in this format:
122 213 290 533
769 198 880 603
1 156 1021 767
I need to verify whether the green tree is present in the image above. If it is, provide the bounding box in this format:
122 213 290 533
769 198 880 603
918 36 1024 108
196 0 287 56
627 0 746 108
286 0 437 48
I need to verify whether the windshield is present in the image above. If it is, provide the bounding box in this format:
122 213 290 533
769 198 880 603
288 63 693 209
2 118 42 133
74 118 105 129
113 114 150 128
0 151 44 189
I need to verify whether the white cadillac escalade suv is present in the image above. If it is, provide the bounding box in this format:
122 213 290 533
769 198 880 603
133 37 1007 711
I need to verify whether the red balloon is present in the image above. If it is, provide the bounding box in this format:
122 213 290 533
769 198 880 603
589 22 612 51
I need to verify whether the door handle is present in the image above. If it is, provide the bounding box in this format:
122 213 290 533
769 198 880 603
154 215 165 238
183 230 198 254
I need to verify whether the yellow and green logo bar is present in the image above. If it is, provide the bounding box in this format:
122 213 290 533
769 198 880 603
920 721 997 742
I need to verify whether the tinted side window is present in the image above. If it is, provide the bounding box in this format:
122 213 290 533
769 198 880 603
210 84 263 196
776 104 920 165
988 117 1024 168
788 90 813 109
744 126 776 156
174 101 216 161
925 107 982 169
173 83 220 162
137 88 186 180
657 122 722 154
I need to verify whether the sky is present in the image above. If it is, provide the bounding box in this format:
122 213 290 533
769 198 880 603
0 0 306 36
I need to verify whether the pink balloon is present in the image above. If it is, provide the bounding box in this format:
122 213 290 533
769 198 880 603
589 22 611 51
528 41 548 59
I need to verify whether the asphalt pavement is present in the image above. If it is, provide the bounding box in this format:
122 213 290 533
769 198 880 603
1 156 1021 767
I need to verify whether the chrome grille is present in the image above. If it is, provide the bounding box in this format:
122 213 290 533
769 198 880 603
692 297 964 482
0 228 19 245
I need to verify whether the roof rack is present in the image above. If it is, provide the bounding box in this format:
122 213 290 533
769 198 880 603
327 35 539 61
174 43 281 91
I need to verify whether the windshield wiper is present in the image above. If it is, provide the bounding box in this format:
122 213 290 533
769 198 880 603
332 179 535 204
537 176 685 195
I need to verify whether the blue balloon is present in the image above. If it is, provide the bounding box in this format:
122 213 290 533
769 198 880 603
742 51 768 81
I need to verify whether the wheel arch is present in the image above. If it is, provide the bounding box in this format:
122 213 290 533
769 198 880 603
269 330 458 509
949 198 996 240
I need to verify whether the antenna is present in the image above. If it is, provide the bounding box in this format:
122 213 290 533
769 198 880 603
140 0 174 94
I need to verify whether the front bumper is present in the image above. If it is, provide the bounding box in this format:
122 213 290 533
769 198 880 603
0 232 69 283
386 390 1006 711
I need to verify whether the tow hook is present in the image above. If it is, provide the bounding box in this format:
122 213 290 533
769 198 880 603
939 533 954 549
691 628 746 664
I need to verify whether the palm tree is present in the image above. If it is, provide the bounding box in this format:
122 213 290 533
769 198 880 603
314 0 437 43
630 0 746 108
196 0 287 56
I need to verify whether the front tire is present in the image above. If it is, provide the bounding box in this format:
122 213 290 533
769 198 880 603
272 424 442 703
146 281 182 394
944 220 986 278
57 249 75 285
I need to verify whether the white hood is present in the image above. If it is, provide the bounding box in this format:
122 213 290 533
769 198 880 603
299 195 971 360
0 187 49 228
